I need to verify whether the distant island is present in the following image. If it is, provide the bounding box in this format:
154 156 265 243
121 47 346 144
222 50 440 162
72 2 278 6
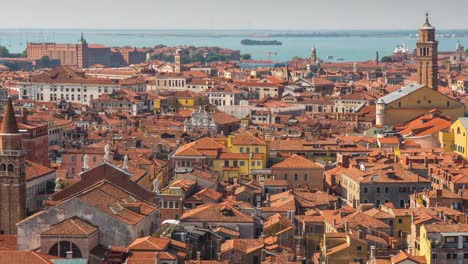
240 39 283 45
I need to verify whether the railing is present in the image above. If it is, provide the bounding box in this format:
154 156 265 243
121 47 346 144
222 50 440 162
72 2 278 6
0 150 23 156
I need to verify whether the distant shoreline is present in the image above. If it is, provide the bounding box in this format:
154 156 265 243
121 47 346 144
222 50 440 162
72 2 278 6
1 29 468 38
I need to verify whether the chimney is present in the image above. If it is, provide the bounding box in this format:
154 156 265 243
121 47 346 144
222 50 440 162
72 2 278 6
66 251 73 259
370 245 376 261
196 251 201 262
21 108 28 124
407 245 413 255
155 252 160 264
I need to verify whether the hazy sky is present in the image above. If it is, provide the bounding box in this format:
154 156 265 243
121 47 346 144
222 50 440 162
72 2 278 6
2 0 468 30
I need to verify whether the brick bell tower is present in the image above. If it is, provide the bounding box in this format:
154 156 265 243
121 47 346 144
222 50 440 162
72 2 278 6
417 12 438 90
0 97 26 234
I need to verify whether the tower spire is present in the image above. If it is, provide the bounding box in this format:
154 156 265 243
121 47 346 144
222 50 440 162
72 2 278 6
423 11 432 27
1 97 19 134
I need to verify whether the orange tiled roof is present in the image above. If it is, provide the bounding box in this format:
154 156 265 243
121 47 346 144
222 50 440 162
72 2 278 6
271 154 322 169
0 251 61 264
220 239 264 254
41 217 97 236
181 201 253 223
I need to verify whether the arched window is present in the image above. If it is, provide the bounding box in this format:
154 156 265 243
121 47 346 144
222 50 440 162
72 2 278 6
457 127 461 135
0 164 5 171
7 164 14 172
48 241 82 258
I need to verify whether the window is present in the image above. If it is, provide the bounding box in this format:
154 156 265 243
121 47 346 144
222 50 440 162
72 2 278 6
294 174 298 181
48 241 82 258
304 174 308 181
446 236 457 243
240 147 243 153
284 174 288 180
384 187 389 193
356 246 362 251
428 100 432 104
364 187 368 193
464 253 468 259
255 147 259 153
432 253 437 260
375 200 381 207
376 187 381 193
398 219 403 224
239 161 245 166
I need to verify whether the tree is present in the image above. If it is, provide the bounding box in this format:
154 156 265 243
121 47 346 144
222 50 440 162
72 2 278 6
39 55 50 65
0 45 10 57
381 56 393 63
241 53 252 60
22 48 27 58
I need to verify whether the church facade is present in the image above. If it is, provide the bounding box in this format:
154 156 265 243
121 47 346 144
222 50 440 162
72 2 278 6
375 14 465 127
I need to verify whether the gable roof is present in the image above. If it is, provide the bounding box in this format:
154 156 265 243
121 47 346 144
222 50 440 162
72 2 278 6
51 162 156 203
180 201 253 223
376 84 424 104
271 154 322 169
41 217 97 236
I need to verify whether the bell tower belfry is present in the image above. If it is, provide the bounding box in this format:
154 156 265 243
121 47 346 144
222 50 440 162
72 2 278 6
416 12 438 90
0 97 26 234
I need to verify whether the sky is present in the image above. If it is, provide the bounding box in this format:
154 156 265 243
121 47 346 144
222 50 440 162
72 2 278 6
1 0 468 30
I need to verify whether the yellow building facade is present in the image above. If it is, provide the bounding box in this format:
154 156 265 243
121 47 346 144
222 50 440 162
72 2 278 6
376 84 464 126
439 117 468 158
210 133 268 179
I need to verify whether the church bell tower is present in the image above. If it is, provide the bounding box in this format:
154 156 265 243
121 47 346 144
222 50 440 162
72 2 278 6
0 97 26 234
416 12 438 90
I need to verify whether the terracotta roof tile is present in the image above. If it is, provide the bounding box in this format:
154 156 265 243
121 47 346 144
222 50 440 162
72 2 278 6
41 217 97 236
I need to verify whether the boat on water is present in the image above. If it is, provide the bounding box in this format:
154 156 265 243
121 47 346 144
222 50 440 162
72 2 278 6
326 55 333 59
336 58 344 61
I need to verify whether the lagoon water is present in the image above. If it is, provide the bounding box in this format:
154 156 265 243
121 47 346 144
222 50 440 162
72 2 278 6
0 29 467 62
